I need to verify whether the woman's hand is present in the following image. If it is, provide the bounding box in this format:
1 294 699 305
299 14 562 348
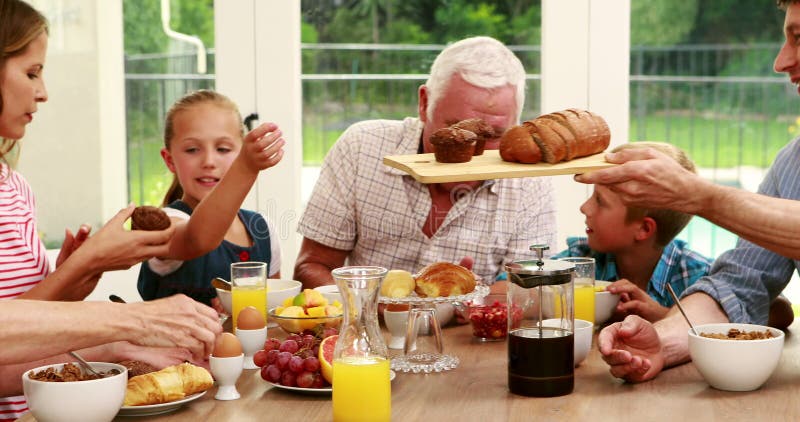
55 224 91 268
607 279 669 322
76 204 175 273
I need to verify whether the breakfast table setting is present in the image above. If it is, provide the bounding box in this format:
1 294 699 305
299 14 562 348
18 316 800 421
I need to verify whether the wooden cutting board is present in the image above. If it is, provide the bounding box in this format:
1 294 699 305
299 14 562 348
383 150 616 184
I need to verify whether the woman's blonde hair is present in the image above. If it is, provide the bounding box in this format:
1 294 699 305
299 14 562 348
612 141 697 247
161 89 244 206
0 0 48 167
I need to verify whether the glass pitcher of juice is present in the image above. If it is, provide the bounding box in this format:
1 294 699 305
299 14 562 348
331 266 391 422
506 245 575 397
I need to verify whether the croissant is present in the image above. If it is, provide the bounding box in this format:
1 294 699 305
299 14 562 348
414 262 476 297
500 108 610 164
123 363 213 406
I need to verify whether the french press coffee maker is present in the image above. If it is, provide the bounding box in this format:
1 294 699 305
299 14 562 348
505 244 575 397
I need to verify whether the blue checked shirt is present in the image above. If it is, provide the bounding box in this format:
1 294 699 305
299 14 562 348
681 138 800 324
551 237 712 308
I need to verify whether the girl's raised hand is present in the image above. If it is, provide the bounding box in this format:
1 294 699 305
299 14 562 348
239 121 286 172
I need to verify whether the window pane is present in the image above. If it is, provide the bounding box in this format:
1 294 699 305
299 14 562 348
124 0 215 206
301 1 542 199
629 0 787 258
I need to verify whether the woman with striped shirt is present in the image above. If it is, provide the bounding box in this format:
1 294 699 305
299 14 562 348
0 1 222 419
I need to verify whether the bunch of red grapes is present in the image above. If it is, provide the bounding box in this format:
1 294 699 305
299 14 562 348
255 328 337 389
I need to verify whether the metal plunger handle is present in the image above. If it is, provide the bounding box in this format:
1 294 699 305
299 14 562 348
529 244 549 269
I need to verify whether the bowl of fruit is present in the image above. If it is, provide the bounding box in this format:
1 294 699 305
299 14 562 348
270 289 344 336
465 293 522 341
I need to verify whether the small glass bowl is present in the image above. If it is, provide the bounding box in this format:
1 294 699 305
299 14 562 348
465 293 521 341
268 308 343 336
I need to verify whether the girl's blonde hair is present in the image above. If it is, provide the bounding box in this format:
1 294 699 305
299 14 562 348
161 89 244 206
0 0 48 168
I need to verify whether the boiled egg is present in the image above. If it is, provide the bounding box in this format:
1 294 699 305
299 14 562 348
212 332 243 358
237 306 266 330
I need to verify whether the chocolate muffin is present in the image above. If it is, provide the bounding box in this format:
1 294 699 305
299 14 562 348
118 360 158 378
452 118 494 155
131 206 171 231
430 127 477 163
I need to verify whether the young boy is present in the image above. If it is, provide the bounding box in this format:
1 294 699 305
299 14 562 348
554 141 795 328
553 142 712 322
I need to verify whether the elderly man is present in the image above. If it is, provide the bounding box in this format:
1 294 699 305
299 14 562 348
576 0 800 382
294 36 556 288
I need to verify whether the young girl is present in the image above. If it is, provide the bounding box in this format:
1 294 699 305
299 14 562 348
137 90 284 310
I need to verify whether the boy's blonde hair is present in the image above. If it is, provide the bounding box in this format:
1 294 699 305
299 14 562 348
612 142 696 247
161 89 244 206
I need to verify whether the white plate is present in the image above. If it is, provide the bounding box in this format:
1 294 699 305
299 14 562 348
117 391 206 417
266 370 396 394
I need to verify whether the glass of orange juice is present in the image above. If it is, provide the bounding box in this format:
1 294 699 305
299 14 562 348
231 262 267 332
558 257 595 325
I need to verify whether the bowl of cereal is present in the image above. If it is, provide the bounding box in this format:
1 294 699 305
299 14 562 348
22 362 127 422
688 323 784 391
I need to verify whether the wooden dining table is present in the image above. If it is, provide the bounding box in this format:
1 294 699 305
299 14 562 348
21 320 800 421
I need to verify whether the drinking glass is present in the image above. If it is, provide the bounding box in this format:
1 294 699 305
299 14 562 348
231 262 267 332
558 257 595 324
401 306 450 373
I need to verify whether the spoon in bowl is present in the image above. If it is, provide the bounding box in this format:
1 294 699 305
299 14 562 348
665 283 698 336
212 277 232 291
69 351 103 378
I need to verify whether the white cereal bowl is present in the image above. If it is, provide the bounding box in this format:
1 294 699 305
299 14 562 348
688 323 784 391
216 279 302 316
23 362 127 422
594 280 620 325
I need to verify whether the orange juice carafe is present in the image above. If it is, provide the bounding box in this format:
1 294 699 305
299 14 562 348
331 266 391 422
506 245 575 397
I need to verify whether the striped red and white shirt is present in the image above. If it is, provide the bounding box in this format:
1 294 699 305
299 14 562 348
0 163 49 420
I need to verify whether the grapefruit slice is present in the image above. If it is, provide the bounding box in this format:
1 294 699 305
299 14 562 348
318 334 337 384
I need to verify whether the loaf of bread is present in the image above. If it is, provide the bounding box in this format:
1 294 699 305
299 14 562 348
500 108 610 164
131 206 171 231
123 363 213 406
414 262 476 298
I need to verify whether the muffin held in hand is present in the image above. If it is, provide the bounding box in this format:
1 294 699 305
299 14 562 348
131 206 171 231
430 127 477 163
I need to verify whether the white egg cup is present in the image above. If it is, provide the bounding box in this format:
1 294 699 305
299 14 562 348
383 309 409 349
210 354 244 400
236 327 268 369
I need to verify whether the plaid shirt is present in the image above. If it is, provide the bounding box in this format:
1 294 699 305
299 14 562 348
298 117 557 282
551 236 712 307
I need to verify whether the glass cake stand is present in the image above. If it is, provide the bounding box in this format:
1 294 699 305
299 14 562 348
379 284 489 373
